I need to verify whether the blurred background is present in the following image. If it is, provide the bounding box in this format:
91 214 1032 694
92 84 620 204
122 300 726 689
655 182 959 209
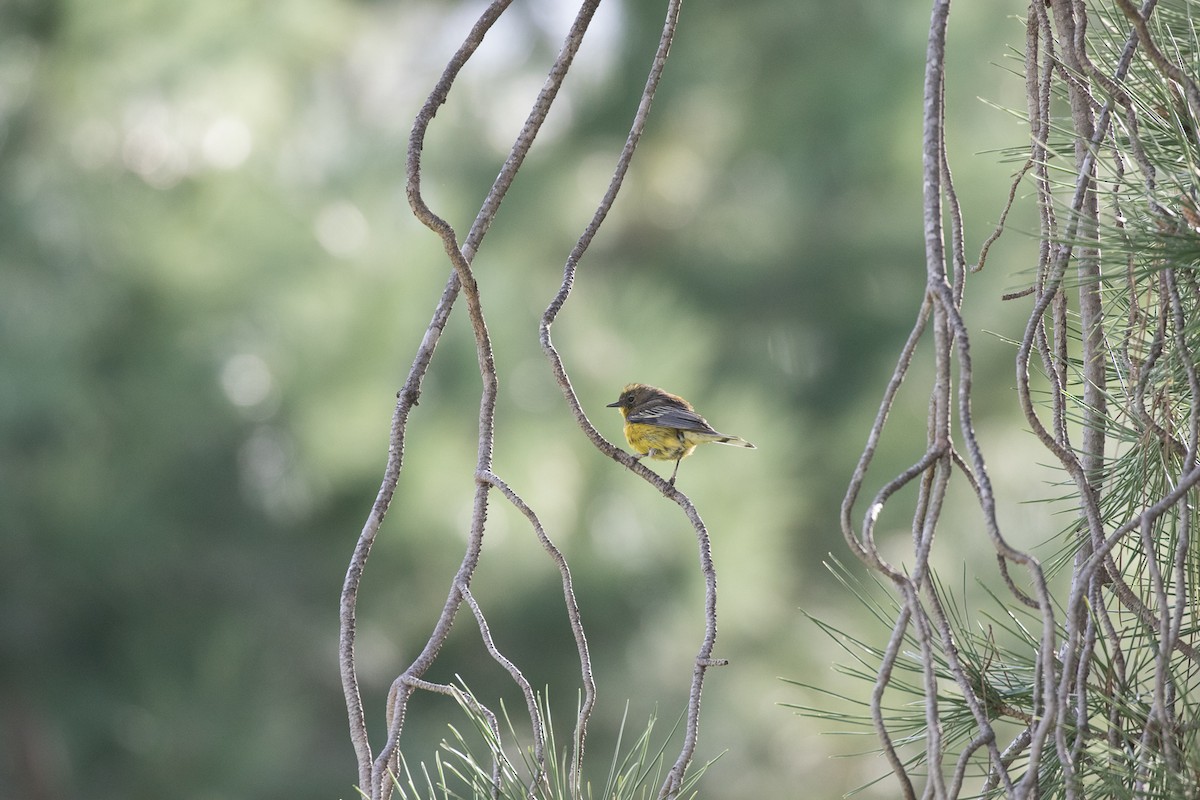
1 0 1054 797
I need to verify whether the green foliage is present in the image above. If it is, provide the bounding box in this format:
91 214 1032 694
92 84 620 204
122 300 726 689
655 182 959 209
795 560 1200 798
380 687 712 800
796 1 1200 797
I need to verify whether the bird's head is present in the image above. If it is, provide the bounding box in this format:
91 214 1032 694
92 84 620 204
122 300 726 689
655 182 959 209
606 383 662 417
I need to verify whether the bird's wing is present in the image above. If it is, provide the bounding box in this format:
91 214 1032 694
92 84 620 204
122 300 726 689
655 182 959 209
627 403 720 435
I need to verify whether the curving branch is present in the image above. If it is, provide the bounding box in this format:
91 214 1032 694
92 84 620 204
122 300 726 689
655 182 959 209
843 0 1200 797
340 1 721 799
339 5 517 790
534 1 726 798
480 469 595 795
339 1 613 797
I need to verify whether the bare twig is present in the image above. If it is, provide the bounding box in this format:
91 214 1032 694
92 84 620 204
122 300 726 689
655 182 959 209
480 469 594 794
849 0 1200 797
534 2 724 799
340 2 612 798
339 6 516 791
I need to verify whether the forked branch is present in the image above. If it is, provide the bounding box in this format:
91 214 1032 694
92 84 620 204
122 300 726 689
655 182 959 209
340 2 721 799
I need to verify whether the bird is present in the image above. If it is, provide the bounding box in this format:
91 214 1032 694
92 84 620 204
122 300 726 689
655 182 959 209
606 383 755 485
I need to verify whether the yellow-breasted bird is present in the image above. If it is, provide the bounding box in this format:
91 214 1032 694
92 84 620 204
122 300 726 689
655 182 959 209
606 383 755 485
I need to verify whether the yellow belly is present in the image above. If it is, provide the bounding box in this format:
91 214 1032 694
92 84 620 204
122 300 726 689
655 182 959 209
624 423 697 461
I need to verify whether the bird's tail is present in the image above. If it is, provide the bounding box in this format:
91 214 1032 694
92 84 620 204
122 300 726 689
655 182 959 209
714 435 755 449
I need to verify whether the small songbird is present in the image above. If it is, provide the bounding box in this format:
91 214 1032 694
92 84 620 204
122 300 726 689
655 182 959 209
607 383 755 485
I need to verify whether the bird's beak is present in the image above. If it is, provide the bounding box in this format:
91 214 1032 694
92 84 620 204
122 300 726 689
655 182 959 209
606 400 621 408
